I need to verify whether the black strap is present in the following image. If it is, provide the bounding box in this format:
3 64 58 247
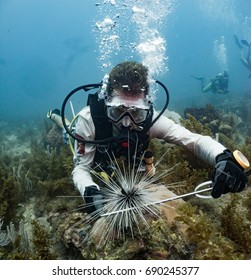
88 92 151 170
87 93 113 141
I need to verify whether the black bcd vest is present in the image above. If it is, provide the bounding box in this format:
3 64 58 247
87 92 152 170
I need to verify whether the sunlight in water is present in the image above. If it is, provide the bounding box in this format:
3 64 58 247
93 0 175 79
214 36 228 72
242 16 251 42
196 0 238 27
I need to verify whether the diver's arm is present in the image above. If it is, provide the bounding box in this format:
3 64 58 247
199 78 208 92
247 45 251 69
51 113 70 129
149 112 226 166
240 45 251 70
240 49 249 68
72 107 99 196
202 82 213 93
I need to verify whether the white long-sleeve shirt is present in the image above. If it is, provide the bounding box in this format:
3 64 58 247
72 107 226 196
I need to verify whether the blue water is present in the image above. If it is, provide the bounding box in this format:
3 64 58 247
0 0 250 121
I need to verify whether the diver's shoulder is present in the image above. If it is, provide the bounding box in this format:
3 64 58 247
78 106 91 118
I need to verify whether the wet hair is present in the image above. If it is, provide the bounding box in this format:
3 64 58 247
107 61 149 96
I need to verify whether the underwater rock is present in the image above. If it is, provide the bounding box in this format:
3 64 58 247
221 112 242 128
59 212 91 250
184 105 220 125
156 186 186 223
208 119 220 129
218 123 232 133
58 184 187 259
162 109 182 125
43 125 64 154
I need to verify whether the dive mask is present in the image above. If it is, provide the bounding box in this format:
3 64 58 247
105 95 151 127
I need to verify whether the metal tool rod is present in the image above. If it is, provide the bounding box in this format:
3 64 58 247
101 184 212 217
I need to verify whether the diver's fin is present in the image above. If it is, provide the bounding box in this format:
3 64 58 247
190 75 204 81
234 34 243 49
241 39 250 47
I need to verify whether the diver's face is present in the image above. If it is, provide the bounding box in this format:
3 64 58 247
105 90 150 130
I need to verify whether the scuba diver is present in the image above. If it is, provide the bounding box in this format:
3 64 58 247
60 61 247 214
46 109 71 145
234 34 251 78
191 71 229 94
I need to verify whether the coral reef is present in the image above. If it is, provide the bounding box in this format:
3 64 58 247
184 104 246 144
175 202 245 260
0 103 250 260
43 119 65 154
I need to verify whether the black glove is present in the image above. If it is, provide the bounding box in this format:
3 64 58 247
211 149 248 198
84 185 103 214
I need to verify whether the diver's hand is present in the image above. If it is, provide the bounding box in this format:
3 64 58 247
47 108 61 118
211 150 248 198
84 185 103 214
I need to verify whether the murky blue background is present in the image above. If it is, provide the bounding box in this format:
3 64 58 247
0 0 250 122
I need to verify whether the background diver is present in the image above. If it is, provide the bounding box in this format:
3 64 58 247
55 61 248 215
234 34 251 78
46 109 70 146
191 71 229 94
